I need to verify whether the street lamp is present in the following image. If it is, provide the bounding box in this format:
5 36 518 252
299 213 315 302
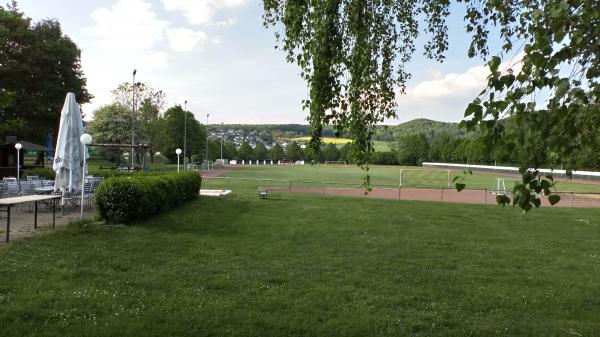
184 100 187 171
175 148 182 172
205 113 209 169
15 143 22 189
131 69 137 169
80 133 92 220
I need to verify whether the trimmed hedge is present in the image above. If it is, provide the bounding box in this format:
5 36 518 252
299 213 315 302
96 172 201 224
24 167 56 179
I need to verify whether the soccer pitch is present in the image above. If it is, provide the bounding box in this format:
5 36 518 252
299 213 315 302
206 164 600 193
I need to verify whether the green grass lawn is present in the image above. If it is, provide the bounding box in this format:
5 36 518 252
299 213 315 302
218 164 600 193
1 175 600 336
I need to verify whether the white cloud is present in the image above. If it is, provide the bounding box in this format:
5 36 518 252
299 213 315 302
390 55 525 123
83 0 169 52
161 0 248 25
408 65 488 99
166 27 208 52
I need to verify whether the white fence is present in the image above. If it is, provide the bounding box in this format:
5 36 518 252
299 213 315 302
422 162 600 181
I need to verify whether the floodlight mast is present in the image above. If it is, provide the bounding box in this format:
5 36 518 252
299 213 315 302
184 100 187 171
131 69 137 169
205 113 209 168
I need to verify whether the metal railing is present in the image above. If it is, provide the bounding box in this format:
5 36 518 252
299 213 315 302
202 175 600 208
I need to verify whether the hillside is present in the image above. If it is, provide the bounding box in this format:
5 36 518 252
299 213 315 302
206 119 465 146
384 118 464 140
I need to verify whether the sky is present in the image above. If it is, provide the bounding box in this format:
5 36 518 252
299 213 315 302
17 0 508 125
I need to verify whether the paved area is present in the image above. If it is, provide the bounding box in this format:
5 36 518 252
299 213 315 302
0 205 97 244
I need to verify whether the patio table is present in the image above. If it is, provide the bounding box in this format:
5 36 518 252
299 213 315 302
0 194 62 242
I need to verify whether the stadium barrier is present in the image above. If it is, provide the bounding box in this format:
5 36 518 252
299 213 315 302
201 176 600 208
423 162 600 182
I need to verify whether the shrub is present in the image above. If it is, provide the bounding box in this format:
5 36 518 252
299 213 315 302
95 172 201 224
23 167 56 179
371 152 398 165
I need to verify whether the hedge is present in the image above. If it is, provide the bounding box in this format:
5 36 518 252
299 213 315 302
23 167 56 179
96 172 201 224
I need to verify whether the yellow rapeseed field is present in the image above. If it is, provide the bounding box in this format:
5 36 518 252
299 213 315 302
289 137 352 144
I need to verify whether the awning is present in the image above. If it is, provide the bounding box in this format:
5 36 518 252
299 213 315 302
16 140 50 152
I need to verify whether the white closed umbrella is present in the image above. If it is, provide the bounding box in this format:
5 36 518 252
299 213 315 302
53 93 87 193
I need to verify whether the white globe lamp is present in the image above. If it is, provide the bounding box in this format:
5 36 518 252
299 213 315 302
175 148 182 172
15 142 22 184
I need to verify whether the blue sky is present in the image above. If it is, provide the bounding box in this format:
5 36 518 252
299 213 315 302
18 0 507 124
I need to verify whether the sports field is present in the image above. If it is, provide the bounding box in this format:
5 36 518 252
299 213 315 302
1 165 600 336
204 164 600 193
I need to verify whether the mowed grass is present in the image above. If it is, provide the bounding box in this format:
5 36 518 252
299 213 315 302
218 164 600 193
1 177 600 336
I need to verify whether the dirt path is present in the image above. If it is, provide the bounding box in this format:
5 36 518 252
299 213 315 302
268 186 600 208
201 167 234 178
0 207 97 245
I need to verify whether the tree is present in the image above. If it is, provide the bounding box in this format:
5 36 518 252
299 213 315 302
87 104 132 165
238 141 253 160
0 3 91 143
397 134 430 166
339 143 353 164
322 143 340 162
263 1 597 210
111 82 165 115
159 105 206 163
223 141 238 160
270 143 285 161
304 145 323 163
285 141 303 161
263 1 450 167
206 139 221 162
253 143 268 160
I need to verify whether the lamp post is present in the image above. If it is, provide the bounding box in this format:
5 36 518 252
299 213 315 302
205 113 209 169
15 143 22 190
184 100 187 171
80 133 92 220
176 148 182 173
131 69 137 169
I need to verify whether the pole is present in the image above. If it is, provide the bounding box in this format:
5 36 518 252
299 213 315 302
399 169 402 187
16 148 20 183
205 113 209 169
177 154 180 173
131 69 136 169
184 100 187 171
80 144 86 221
220 122 223 161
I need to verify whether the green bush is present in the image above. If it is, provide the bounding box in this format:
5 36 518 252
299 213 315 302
371 152 399 165
95 172 201 224
23 167 55 179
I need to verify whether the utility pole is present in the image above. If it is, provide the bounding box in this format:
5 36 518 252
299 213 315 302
184 100 187 171
131 69 136 169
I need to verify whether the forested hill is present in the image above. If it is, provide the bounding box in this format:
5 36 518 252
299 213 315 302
376 119 464 141
206 119 463 143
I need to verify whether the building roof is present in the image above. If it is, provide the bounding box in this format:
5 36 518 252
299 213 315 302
16 140 49 152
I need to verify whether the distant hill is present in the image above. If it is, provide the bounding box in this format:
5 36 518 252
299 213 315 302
382 118 465 141
207 119 465 144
